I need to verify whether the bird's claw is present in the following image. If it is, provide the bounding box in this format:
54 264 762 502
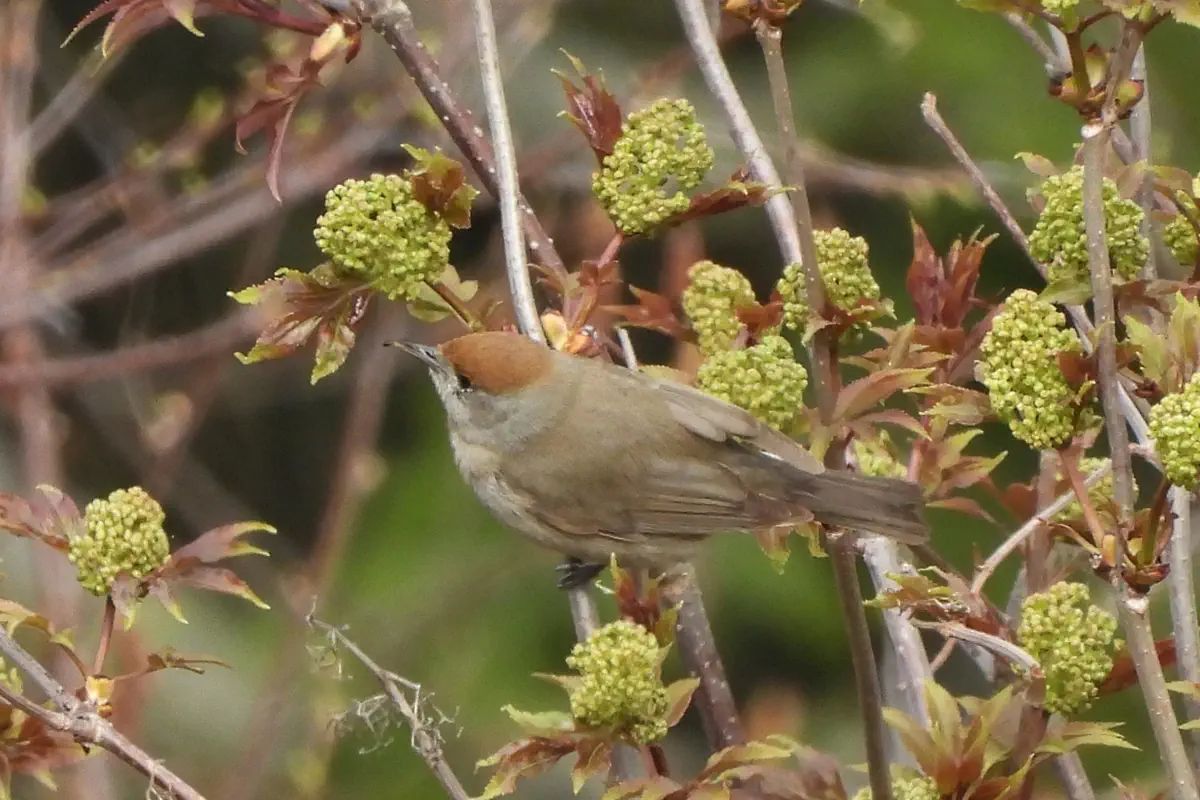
556 558 606 590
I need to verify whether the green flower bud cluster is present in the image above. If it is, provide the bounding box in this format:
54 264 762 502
777 229 881 331
853 431 907 479
1028 167 1148 284
70 487 170 596
566 620 668 744
0 656 21 695
313 173 452 300
1164 194 1198 270
1149 372 1200 490
592 98 714 235
1039 0 1080 16
979 289 1085 450
851 776 939 800
1017 582 1117 716
682 261 756 354
696 335 808 431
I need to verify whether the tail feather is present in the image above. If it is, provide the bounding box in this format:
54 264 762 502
792 469 929 544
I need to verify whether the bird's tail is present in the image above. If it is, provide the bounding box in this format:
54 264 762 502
793 469 929 544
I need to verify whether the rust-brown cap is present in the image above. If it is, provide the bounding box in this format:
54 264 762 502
439 331 552 395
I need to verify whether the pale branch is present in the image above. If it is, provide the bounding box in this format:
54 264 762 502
1128 45 1159 280
911 621 1041 676
1053 753 1098 800
1170 489 1200 761
1003 12 1064 74
308 615 472 800
971 463 1112 595
469 0 539 340
0 629 205 800
1082 68 1197 795
674 3 891 795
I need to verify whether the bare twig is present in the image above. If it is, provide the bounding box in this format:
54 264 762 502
921 94 1032 259
307 615 472 800
971 462 1112 595
348 0 568 285
664 566 745 748
0 628 205 800
1054 753 1098 800
1082 53 1197 792
1170 489 1200 760
1003 13 1065 73
676 3 891 794
912 621 1041 675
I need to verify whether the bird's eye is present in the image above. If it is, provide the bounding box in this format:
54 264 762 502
457 373 474 392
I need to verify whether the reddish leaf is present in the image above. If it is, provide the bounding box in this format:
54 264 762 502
230 266 371 383
555 54 624 162
477 736 578 799
907 220 942 326
168 565 270 609
604 287 686 338
833 368 934 422
664 678 700 727
664 170 772 226
166 521 274 570
403 145 479 228
571 739 612 794
735 298 784 340
926 496 997 523
1098 638 1175 695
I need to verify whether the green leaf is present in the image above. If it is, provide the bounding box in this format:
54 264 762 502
1039 277 1093 306
1015 152 1059 178
1124 314 1168 388
406 266 479 324
476 737 576 799
501 706 574 735
698 739 794 782
664 678 701 727
600 777 682 800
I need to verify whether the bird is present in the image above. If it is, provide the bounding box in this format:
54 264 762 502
393 330 928 586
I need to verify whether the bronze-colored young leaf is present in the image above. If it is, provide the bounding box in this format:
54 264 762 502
476 736 578 800
166 521 274 568
403 145 479 228
833 368 934 423
663 172 774 226
663 678 701 728
555 53 624 162
697 737 796 783
604 287 687 339
231 266 371 383
235 60 327 201
571 738 612 794
601 777 683 800
168 565 270 609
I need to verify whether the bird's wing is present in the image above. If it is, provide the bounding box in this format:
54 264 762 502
648 377 825 474
617 453 812 537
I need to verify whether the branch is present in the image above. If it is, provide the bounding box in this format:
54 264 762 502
663 566 745 748
0 628 205 800
348 0 568 286
1081 39 1197 790
675 3 891 794
307 615 472 800
971 462 1112 595
1170 489 1200 760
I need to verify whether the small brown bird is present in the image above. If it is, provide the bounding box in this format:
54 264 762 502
395 331 927 585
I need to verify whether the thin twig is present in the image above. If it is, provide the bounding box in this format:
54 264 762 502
971 463 1112 595
463 0 598 649
307 615 472 800
93 598 116 676
1082 65 1198 796
1003 12 1065 73
1054 753 1098 800
1170 489 1200 761
911 621 1040 675
677 3 891 794
470 0 539 339
664 566 745 748
922 94 1032 260
0 628 205 800
348 0 568 285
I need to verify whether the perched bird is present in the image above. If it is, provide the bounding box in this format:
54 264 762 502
394 331 927 585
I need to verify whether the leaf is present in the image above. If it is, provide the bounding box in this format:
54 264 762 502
1039 277 1093 306
881 706 939 778
167 521 275 568
601 777 683 800
1166 680 1200 700
138 649 230 676
146 578 187 625
664 678 700 727
0 600 58 638
555 53 624 162
926 496 996 523
664 171 774 226
906 220 942 327
231 266 371 382
571 739 612 794
853 409 931 439
1124 314 1168 388
167 566 270 609
407 267 479 324
403 146 479 228
476 736 577 799
604 287 685 338
698 739 794 782
833 368 934 422
68 0 206 57
235 60 327 201
500 706 574 736
1040 721 1139 752
1015 152 1059 178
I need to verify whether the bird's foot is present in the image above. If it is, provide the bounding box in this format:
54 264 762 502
556 558 606 590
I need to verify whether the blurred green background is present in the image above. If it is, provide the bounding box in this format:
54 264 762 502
3 0 1198 797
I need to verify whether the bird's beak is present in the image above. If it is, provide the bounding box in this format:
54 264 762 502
386 340 446 373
